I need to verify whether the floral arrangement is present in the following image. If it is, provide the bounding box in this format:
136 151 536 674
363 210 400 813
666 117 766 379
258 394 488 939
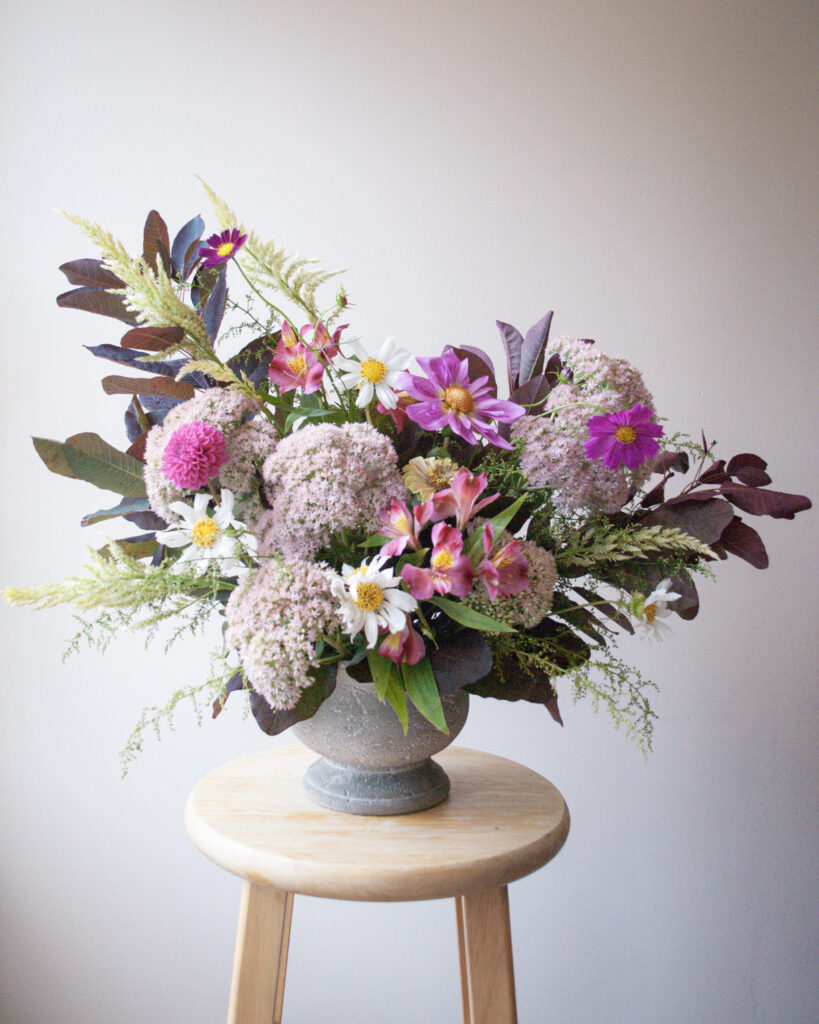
6 187 811 766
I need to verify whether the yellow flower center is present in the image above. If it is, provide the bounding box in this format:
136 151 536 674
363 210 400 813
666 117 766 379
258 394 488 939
353 582 385 612
432 549 454 570
443 386 474 414
216 241 235 258
191 518 219 548
288 354 307 376
360 358 387 384
615 425 637 444
427 460 456 488
644 603 657 623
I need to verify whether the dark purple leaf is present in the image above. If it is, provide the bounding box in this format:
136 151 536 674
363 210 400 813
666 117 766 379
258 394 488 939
227 334 275 383
81 497 153 527
669 574 699 620
142 210 171 274
202 265 228 342
719 516 769 569
245 663 336 735
85 344 210 388
138 394 181 422
726 452 768 475
510 373 551 415
171 215 204 278
519 311 553 385
445 346 497 396
640 481 665 507
644 498 735 544
652 450 690 475
121 326 184 352
212 671 246 718
699 460 730 485
459 345 496 380
572 586 634 633
126 432 148 463
733 466 772 487
428 630 493 695
544 352 563 388
124 395 173 440
720 484 812 520
664 488 722 504
58 258 124 289
57 286 136 324
496 320 523 392
123 508 167 531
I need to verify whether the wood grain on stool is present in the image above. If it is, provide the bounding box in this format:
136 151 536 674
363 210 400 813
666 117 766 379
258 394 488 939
185 745 569 1022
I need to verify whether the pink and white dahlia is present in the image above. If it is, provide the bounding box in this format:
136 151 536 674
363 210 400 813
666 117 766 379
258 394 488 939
160 420 226 490
397 350 524 449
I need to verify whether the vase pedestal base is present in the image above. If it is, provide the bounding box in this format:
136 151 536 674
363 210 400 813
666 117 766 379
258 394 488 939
301 755 450 815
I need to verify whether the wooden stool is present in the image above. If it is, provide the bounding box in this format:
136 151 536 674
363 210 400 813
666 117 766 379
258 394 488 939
185 745 570 1024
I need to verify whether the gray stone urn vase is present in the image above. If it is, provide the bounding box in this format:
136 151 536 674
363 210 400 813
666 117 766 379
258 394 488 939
291 662 469 815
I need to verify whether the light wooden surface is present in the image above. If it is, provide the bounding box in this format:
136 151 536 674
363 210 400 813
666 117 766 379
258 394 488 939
185 745 570 902
457 887 518 1024
227 884 292 1024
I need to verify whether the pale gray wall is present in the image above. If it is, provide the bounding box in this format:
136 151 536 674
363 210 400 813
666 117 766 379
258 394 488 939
1 2 817 1022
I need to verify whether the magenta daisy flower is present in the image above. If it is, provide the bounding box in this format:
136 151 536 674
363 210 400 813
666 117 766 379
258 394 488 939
199 228 247 267
161 420 227 489
584 403 663 470
396 350 524 449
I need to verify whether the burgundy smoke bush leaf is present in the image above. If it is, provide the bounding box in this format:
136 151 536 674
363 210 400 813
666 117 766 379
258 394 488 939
699 460 730 484
510 373 551 415
57 286 136 324
652 450 690 475
459 345 497 380
202 265 228 342
519 311 553 385
733 465 772 487
669 575 699 620
211 671 245 718
142 210 171 274
544 352 563 387
726 452 768 475
721 485 812 519
664 488 722 504
126 432 148 463
428 630 493 695
719 516 769 569
640 481 665 507
171 214 205 279
58 258 124 289
496 320 524 392
121 326 184 352
645 498 735 544
102 374 196 402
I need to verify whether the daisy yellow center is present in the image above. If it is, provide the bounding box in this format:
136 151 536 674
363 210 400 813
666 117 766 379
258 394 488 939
615 425 637 444
191 518 219 548
644 603 657 623
443 386 474 414
360 358 387 384
216 241 235 258
432 549 454 570
288 354 307 376
353 582 385 611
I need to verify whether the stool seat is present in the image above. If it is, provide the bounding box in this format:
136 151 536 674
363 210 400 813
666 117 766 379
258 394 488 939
185 745 570 1024
185 745 570 902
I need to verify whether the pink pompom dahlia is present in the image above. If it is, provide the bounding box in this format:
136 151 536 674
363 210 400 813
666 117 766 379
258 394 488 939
397 350 524 449
585 403 663 470
161 420 226 490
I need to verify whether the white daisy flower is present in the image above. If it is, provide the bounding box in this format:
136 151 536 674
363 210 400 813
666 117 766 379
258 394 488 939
634 579 681 640
331 554 418 647
155 489 257 578
335 337 410 410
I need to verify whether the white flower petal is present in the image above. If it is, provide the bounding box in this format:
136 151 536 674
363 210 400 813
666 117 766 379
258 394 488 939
356 379 375 408
193 492 211 518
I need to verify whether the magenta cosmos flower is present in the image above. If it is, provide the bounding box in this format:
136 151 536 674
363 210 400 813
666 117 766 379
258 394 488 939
396 351 524 449
584 403 663 470
161 420 227 489
199 228 247 267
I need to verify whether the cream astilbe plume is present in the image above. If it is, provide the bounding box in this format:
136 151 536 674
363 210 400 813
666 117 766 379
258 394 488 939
199 179 344 322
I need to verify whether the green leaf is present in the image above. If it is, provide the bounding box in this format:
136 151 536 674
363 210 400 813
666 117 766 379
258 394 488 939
366 651 408 732
81 497 151 527
464 493 528 559
402 657 448 732
428 595 516 632
361 532 391 548
382 675 410 734
33 433 147 497
96 538 159 561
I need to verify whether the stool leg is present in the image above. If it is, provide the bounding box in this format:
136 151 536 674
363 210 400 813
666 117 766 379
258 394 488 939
455 887 518 1024
228 882 293 1024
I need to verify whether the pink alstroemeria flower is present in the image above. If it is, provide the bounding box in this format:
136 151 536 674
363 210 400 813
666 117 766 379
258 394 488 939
431 468 499 530
476 523 530 601
396 349 524 449
378 498 434 557
401 523 473 600
303 320 346 361
268 337 325 394
379 619 426 666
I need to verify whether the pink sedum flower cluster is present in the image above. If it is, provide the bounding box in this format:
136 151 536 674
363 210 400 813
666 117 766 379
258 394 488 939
260 422 407 561
513 337 657 513
224 559 341 710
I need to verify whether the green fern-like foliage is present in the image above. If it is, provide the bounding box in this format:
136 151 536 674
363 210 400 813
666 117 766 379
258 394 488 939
199 179 345 322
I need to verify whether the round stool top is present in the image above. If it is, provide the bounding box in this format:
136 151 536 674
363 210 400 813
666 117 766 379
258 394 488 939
185 745 570 902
